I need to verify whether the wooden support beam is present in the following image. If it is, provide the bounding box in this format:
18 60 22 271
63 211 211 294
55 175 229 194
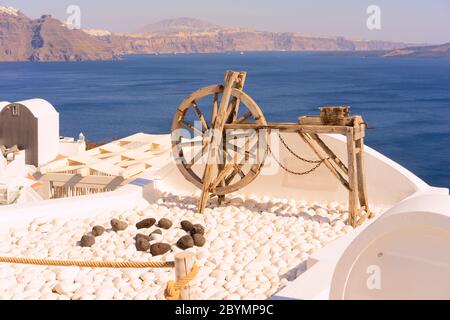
299 133 350 191
198 71 240 213
354 123 371 219
174 252 196 300
224 123 348 134
346 127 359 227
309 133 349 175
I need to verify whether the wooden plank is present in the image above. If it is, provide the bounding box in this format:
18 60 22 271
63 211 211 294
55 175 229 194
346 127 359 227
355 130 371 219
224 123 348 134
174 252 196 300
209 163 235 192
211 93 218 127
298 116 322 125
198 71 240 213
299 133 350 191
225 71 246 123
192 101 209 131
181 120 203 136
309 133 349 175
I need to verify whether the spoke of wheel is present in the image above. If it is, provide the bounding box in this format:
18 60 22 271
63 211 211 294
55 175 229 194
179 139 203 148
235 111 253 124
192 101 209 131
226 140 257 162
184 143 209 169
181 120 203 136
210 163 235 192
225 98 240 124
224 136 258 184
211 93 218 127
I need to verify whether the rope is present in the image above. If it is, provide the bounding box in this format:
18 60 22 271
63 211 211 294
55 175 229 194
165 263 199 300
0 256 200 300
0 256 174 269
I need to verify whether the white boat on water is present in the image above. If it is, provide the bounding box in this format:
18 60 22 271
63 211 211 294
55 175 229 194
0 84 448 300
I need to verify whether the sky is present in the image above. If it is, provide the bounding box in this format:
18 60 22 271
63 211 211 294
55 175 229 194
2 0 450 44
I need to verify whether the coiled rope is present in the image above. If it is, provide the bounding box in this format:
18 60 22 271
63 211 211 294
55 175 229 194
0 256 199 300
164 263 199 300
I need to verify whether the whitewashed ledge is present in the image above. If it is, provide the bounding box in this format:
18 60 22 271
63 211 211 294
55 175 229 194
0 177 160 233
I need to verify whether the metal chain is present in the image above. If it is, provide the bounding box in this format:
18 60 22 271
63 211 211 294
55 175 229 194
266 143 324 176
259 131 332 176
277 132 325 163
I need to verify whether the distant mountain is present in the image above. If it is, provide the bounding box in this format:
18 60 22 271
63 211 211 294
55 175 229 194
1 7 447 62
0 6 116 61
382 43 450 58
138 17 222 34
102 17 411 55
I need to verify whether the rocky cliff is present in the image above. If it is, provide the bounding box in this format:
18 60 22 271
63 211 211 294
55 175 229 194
1 8 442 62
101 18 410 55
382 43 450 58
0 6 116 61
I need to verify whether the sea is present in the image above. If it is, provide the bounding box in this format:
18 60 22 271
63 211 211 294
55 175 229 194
0 52 449 188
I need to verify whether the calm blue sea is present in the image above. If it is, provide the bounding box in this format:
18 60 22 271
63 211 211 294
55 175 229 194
0 52 449 188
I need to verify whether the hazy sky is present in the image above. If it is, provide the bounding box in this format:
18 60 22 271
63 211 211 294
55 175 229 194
3 0 450 44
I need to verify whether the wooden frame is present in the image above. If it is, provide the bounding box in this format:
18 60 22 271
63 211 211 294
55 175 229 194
173 71 371 227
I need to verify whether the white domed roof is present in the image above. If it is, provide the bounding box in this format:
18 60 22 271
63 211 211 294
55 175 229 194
14 98 59 118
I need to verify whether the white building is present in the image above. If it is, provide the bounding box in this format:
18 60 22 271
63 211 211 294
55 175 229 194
0 99 59 166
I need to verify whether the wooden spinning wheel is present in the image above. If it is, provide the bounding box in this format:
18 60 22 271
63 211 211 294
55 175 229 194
171 70 372 227
171 72 268 202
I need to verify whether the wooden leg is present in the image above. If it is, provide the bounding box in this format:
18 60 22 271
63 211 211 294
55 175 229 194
198 71 239 213
346 128 359 227
355 136 371 218
217 133 227 205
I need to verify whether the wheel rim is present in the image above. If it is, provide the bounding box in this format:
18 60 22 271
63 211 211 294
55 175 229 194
171 85 267 195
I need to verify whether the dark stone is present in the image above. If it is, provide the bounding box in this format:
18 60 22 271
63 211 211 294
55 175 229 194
135 233 150 242
177 235 194 250
136 218 156 229
193 234 206 247
180 220 194 232
190 224 205 236
91 226 105 237
157 218 173 230
150 243 171 256
110 219 128 232
80 235 95 247
136 237 151 252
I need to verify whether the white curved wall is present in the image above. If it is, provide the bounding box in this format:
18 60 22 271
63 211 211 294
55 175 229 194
156 133 438 208
330 194 450 299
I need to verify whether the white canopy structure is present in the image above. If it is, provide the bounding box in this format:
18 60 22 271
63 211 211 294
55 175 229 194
37 133 170 198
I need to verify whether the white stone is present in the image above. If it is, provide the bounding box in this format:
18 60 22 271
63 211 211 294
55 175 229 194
95 287 116 300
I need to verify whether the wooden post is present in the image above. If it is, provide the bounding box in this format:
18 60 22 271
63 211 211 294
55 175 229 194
218 72 247 205
174 252 196 300
346 127 358 227
354 121 371 219
198 71 240 213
